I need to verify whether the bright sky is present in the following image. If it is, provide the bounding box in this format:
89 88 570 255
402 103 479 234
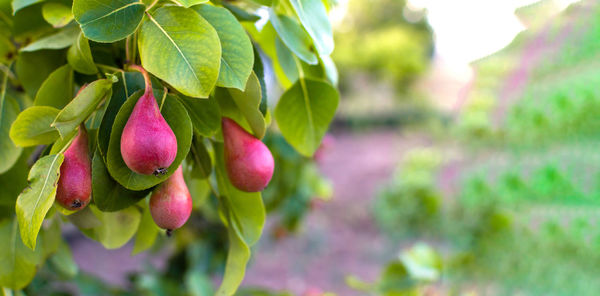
407 0 581 64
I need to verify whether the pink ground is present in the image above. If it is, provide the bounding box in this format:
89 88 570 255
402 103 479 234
242 130 429 295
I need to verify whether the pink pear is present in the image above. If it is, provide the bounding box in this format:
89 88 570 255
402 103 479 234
121 65 177 176
222 117 274 192
56 125 91 211
149 166 192 232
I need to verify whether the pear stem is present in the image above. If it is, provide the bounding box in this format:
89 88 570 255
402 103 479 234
128 65 153 94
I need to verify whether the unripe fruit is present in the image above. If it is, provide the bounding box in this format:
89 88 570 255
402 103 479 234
149 166 192 232
56 125 91 211
222 117 274 192
121 65 177 176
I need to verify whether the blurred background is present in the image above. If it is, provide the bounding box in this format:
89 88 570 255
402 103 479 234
27 0 600 295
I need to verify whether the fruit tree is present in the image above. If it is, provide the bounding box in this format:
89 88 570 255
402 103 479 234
0 0 339 294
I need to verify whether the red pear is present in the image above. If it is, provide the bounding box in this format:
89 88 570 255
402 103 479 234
222 117 274 192
56 125 91 211
149 166 192 232
121 65 177 176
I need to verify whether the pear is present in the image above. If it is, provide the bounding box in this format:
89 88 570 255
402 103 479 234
121 65 177 176
149 166 192 233
222 117 274 192
56 125 91 211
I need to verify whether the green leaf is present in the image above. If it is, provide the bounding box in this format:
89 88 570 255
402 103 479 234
42 3 73 28
106 90 192 190
48 241 78 279
10 106 60 147
287 0 333 56
40 217 61 259
178 95 221 137
49 128 77 155
97 71 145 158
52 76 115 138
67 206 101 229
89 205 141 249
187 177 210 210
275 36 325 83
20 25 80 52
320 54 338 86
398 243 442 282
250 0 271 5
222 2 260 22
213 142 265 295
0 80 23 173
216 224 251 296
132 203 159 255
15 153 64 250
185 270 214 296
33 64 74 109
188 134 211 179
11 0 44 15
12 5 53 45
268 11 317 64
193 4 253 90
92 150 149 212
177 0 207 8
0 151 29 207
15 50 65 98
252 47 268 116
72 0 145 43
0 218 43 290
138 6 221 98
274 78 338 156
67 32 97 74
0 35 16 65
215 72 265 139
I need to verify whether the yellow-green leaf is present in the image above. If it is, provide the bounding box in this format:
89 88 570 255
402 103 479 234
138 6 221 98
10 106 60 147
274 78 338 156
15 153 64 250
193 4 253 90
72 0 145 43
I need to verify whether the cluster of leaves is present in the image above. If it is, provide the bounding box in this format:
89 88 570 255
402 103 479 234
0 0 340 294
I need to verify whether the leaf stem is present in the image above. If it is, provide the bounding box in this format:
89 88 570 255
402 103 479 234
125 36 132 64
0 63 9 109
132 32 138 65
0 63 16 81
96 64 123 73
159 86 168 111
169 0 184 6
192 141 220 197
292 54 305 79
128 64 153 94
146 0 160 11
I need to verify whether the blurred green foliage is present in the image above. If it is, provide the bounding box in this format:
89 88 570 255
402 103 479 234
372 1 600 295
373 149 442 238
333 0 433 94
347 243 442 295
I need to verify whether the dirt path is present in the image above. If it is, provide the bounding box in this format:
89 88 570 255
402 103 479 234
242 130 429 295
